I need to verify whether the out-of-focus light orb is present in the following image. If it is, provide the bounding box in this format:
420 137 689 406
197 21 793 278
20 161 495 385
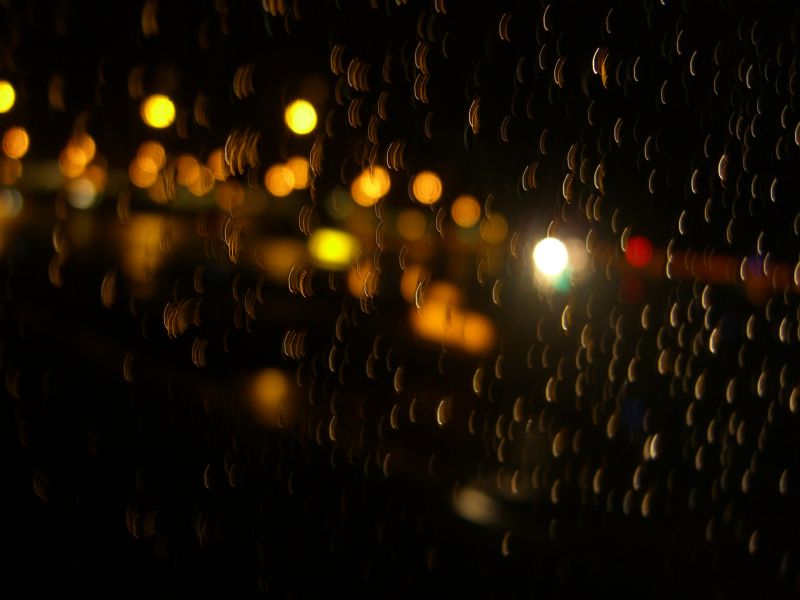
397 209 427 241
284 99 317 135
308 228 359 270
285 156 309 189
533 237 569 276
351 166 391 207
66 177 97 209
250 368 293 427
83 164 108 193
0 81 15 113
72 133 96 164
2 127 29 159
140 94 176 129
207 148 227 181
176 154 201 186
479 214 508 244
188 167 214 197
626 235 654 268
411 170 442 205
0 188 23 218
138 141 166 172
130 157 159 188
451 194 481 228
264 164 295 197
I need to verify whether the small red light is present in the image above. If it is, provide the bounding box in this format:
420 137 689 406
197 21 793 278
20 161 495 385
626 236 653 268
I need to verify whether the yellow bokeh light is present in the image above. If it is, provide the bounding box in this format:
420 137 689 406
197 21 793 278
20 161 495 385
411 170 442 205
409 282 495 355
0 81 15 113
264 164 295 197
188 167 214 196
451 194 481 228
2 127 29 159
137 141 166 172
284 99 317 135
479 214 508 244
72 133 96 164
400 264 428 302
83 164 108 193
308 228 359 270
129 157 159 188
176 154 200 186
250 369 293 427
206 148 227 181
351 165 391 207
397 209 427 241
140 94 176 129
59 148 86 178
59 133 96 178
123 214 164 284
347 264 377 298
285 156 309 189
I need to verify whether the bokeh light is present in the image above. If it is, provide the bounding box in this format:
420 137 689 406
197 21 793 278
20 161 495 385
308 228 359 270
451 194 481 228
411 170 442 205
479 214 508 244
176 154 201 186
0 81 15 113
2 127 29 159
533 237 569 276
206 148 227 181
264 164 295 197
140 94 176 129
284 99 317 135
250 369 293 427
396 209 427 241
0 187 23 218
351 165 391 207
626 235 654 268
285 156 309 189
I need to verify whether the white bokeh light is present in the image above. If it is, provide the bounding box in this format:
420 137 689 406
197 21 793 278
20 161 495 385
533 237 569 276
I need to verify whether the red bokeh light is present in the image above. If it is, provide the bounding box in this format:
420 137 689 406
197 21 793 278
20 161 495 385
626 236 653 268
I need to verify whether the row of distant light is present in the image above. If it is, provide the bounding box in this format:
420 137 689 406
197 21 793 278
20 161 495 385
0 79 657 279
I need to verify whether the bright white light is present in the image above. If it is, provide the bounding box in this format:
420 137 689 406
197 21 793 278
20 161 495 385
533 237 569 276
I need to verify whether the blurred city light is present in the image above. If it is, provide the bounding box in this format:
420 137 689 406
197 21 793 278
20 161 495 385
284 99 317 135
396 209 427 241
411 170 442 205
140 94 176 129
308 228 359 270
451 194 481 228
285 156 309 189
0 81 15 113
0 188 23 218
2 127 29 159
479 214 508 244
264 164 295 197
249 368 294 428
351 165 391 206
626 235 654 268
533 237 569 276
66 177 97 209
